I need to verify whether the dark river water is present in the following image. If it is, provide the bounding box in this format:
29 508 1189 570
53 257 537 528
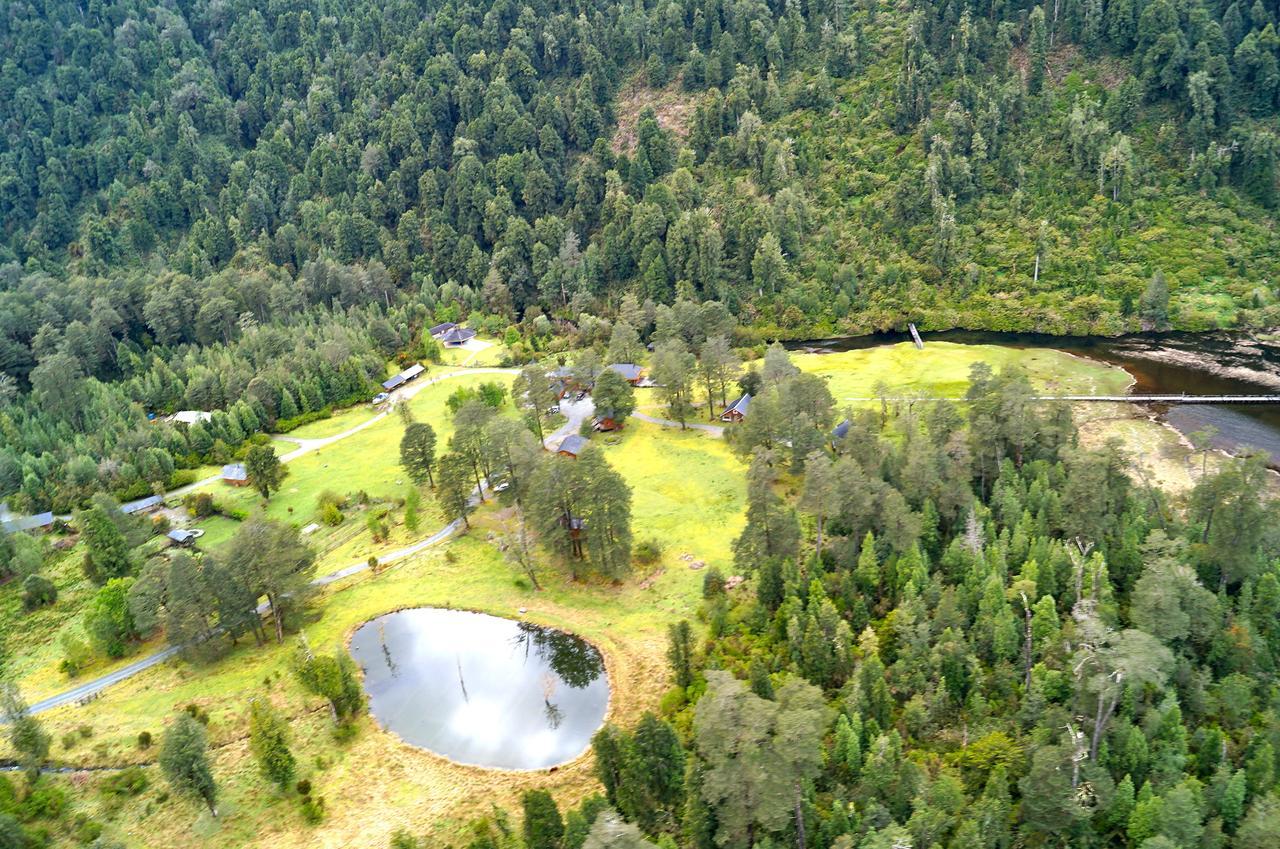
788 330 1280 460
348 608 609 770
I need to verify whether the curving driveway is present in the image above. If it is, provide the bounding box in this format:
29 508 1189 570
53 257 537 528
630 411 725 437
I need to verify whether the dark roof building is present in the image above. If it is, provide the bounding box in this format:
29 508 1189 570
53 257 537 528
381 362 426 391
831 418 852 442
606 363 644 383
167 528 198 546
593 409 624 431
720 393 751 422
557 434 588 457
429 322 458 338
120 495 163 515
440 327 477 347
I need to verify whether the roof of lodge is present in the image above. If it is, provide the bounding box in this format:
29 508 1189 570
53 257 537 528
606 363 643 380
441 327 477 344
724 393 751 416
558 434 588 455
120 495 163 514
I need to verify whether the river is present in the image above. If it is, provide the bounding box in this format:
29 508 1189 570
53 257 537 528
789 330 1280 461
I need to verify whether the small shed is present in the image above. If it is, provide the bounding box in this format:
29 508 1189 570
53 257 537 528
382 373 406 391
429 322 458 339
170 411 212 425
720 393 751 423
606 363 644 385
557 435 588 458
401 363 426 382
120 495 163 516
593 409 624 432
440 327 477 347
167 528 199 547
221 463 249 486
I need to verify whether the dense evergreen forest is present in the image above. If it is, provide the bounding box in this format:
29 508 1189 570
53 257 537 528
4 0 1280 510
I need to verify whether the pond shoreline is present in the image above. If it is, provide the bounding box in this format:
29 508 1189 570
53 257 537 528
344 605 613 774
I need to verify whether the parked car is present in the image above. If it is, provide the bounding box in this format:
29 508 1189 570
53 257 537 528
372 392 389 404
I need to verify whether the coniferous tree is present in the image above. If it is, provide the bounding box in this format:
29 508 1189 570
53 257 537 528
248 699 296 791
0 683 48 780
400 422 438 487
245 444 285 500
159 713 218 816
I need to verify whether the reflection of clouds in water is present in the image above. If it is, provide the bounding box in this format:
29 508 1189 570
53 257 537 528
447 699 504 740
522 729 560 764
349 608 610 769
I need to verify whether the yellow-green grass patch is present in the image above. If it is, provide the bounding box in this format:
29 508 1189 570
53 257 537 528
194 372 516 530
791 341 1133 403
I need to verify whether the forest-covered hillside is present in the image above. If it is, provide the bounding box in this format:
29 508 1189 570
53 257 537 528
1 0 1280 509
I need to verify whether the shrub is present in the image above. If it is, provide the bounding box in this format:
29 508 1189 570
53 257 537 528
136 731 152 749
78 725 93 739
182 704 209 725
18 782 67 821
101 766 148 798
702 568 726 598
60 732 78 751
184 492 215 518
59 632 93 678
295 779 311 796
319 501 343 527
634 539 664 566
167 469 199 489
74 818 104 844
300 794 326 824
21 574 56 610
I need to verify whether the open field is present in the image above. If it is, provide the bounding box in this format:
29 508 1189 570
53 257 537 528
791 341 1135 401
193 371 516 537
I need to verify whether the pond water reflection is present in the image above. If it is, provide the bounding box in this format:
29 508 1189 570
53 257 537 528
347 607 609 769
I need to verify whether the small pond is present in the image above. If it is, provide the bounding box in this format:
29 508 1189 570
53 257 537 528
348 607 609 770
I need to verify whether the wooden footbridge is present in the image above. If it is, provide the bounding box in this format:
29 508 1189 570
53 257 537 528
846 394 1280 404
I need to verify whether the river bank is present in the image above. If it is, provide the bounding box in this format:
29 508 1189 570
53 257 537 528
788 329 1280 462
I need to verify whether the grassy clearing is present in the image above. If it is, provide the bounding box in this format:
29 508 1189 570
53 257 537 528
594 420 745 573
790 342 1133 402
280 404 379 441
193 372 515 533
8 341 1158 848
1077 408 1230 495
28 418 741 849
